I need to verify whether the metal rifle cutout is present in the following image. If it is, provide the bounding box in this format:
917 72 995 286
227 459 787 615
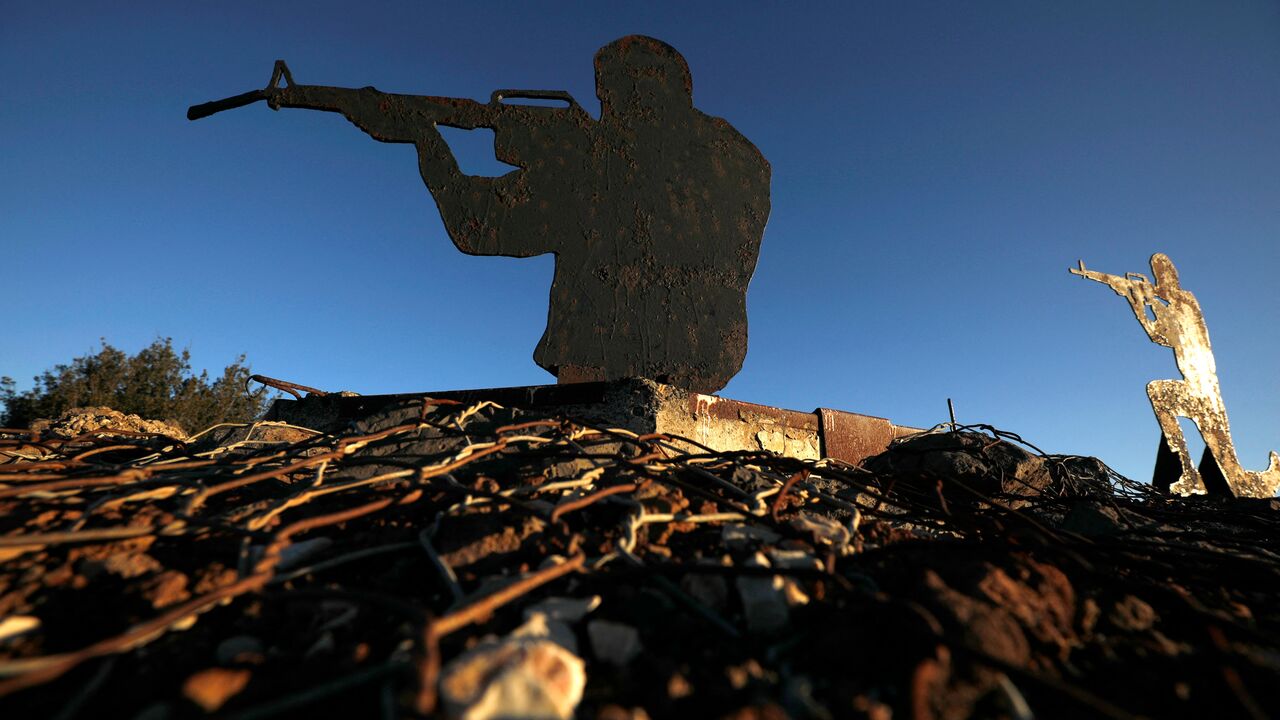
189 37 772 394
1071 254 1280 497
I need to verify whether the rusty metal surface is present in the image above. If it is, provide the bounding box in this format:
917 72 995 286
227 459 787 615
1073 254 1280 497
686 394 819 431
189 36 771 393
816 408 904 466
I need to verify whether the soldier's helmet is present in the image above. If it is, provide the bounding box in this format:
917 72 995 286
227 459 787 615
594 35 693 116
1151 253 1180 289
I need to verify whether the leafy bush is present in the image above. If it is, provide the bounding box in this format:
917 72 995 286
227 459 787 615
1 339 273 432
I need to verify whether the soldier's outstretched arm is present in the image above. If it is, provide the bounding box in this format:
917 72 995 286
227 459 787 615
1072 261 1167 342
278 85 550 256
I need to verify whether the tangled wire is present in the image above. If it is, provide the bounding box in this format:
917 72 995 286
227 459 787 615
1 398 1277 719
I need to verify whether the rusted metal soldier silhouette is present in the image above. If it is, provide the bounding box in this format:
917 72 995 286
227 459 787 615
189 36 771 393
1072 254 1280 497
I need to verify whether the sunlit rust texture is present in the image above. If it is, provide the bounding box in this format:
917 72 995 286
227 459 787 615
1071 253 1279 497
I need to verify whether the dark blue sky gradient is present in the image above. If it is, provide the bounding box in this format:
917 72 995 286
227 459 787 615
3 1 1278 481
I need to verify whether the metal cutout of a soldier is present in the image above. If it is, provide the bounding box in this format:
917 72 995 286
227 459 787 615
1072 253 1280 497
189 36 771 394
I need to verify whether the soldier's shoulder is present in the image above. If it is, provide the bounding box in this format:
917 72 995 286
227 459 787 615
695 110 769 169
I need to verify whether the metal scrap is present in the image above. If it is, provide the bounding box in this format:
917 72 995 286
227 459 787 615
1072 254 1280 497
2 404 1279 718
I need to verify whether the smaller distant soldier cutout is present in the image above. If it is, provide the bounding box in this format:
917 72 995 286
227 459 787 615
1072 253 1280 497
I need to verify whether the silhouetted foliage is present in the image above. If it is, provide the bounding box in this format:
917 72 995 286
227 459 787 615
1 339 272 432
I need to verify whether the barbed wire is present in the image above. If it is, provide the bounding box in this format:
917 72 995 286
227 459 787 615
1 399 1276 717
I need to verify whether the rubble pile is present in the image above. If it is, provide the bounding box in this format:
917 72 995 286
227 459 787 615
1 399 1278 718
28 406 188 441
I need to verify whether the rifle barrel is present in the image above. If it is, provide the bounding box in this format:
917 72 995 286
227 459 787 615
187 89 269 121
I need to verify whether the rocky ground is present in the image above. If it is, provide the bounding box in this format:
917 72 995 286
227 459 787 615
0 401 1277 719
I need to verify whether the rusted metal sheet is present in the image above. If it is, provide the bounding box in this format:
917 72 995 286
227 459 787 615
687 395 819 431
1073 254 1280 498
816 408 904 466
190 36 770 394
678 394 822 459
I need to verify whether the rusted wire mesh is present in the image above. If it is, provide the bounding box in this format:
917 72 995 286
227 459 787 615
1 398 1277 719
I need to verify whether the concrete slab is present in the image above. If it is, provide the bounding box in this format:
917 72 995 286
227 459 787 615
263 379 918 465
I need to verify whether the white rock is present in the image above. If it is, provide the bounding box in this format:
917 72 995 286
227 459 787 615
789 513 852 552
735 552 789 635
439 635 586 720
764 550 818 607
587 620 643 666
0 615 39 644
767 549 822 571
781 579 811 607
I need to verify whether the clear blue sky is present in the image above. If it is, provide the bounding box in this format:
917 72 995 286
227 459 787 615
3 1 1278 482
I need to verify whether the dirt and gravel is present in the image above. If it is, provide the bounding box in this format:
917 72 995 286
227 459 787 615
1 399 1277 719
